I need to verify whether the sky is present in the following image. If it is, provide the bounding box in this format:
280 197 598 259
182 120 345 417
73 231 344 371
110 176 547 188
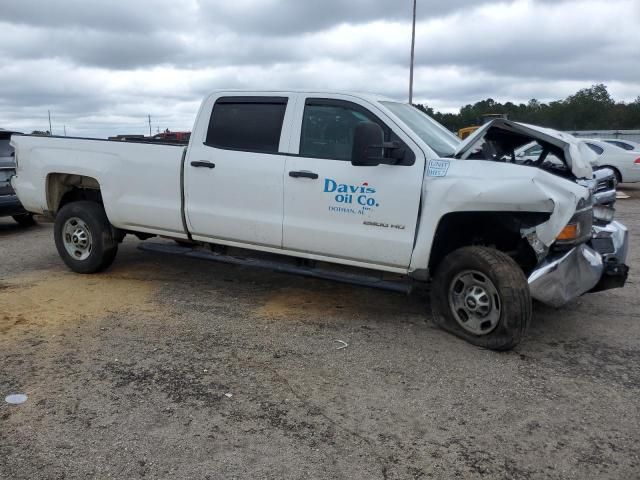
1 0 639 138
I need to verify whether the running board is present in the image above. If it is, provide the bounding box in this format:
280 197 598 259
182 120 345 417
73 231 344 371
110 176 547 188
138 242 412 294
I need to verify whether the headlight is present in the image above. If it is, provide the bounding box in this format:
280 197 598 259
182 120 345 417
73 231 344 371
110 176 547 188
555 207 593 246
593 205 615 224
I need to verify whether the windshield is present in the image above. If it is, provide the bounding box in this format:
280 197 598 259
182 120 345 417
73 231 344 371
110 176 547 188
381 101 460 157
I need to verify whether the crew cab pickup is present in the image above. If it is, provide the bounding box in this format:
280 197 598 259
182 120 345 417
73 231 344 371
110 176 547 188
11 91 630 350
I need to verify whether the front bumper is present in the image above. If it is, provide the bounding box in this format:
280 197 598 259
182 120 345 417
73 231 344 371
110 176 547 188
0 194 26 217
528 221 629 307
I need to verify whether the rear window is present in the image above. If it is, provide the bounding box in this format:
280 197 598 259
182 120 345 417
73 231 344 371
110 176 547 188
205 97 287 154
586 143 604 155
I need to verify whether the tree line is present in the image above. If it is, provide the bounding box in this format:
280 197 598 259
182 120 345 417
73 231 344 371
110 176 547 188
414 84 640 132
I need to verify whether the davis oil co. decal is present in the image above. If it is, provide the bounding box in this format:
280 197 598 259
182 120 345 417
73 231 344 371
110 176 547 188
323 178 379 215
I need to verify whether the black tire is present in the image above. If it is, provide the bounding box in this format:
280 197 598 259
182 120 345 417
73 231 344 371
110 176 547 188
12 213 36 226
54 201 118 274
430 246 531 351
601 166 622 185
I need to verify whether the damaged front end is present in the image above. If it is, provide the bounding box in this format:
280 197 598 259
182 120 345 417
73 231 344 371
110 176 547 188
455 120 629 307
527 167 629 307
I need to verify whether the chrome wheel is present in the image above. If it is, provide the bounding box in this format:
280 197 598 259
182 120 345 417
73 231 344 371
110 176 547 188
448 270 501 335
62 217 93 261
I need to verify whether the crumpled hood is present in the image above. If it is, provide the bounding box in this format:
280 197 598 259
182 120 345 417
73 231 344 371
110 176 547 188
454 119 595 179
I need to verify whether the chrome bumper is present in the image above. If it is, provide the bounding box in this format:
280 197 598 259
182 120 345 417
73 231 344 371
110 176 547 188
528 221 629 307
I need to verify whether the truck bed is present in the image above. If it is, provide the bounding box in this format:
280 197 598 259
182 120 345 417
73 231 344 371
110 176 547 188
11 135 187 236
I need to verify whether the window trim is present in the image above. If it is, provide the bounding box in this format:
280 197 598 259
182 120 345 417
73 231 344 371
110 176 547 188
204 96 289 154
298 98 416 166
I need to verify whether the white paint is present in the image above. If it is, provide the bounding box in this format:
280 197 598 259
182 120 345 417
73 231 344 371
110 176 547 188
11 90 596 277
582 139 640 183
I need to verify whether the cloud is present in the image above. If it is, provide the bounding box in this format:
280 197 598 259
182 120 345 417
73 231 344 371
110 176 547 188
0 0 638 136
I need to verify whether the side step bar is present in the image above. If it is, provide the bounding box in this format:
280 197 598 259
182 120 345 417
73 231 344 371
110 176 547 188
138 242 412 294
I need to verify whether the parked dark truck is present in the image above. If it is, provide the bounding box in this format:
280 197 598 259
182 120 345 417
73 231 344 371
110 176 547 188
10 91 630 350
0 129 35 225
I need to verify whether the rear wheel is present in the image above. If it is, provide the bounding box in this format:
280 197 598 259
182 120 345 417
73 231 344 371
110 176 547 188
12 213 36 226
430 246 531 351
54 201 118 273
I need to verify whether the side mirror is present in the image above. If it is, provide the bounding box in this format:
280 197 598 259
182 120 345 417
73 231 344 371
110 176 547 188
351 122 385 166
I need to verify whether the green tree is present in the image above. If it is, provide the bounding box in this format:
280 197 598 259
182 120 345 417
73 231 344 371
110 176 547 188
412 84 640 132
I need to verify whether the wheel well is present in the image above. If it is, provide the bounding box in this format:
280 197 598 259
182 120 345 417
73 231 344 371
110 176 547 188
598 165 622 183
428 211 551 276
47 173 102 214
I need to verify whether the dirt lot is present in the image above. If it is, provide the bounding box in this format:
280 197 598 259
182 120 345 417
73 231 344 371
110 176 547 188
1 188 639 480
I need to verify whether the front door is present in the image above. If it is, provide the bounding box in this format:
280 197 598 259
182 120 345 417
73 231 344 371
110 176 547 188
184 95 292 248
282 97 425 269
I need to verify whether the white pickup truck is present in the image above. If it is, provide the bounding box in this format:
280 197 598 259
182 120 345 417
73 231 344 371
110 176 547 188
11 91 629 350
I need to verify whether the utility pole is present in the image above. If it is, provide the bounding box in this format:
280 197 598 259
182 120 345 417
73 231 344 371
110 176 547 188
48 110 53 135
63 125 67 136
409 0 417 105
148 114 152 137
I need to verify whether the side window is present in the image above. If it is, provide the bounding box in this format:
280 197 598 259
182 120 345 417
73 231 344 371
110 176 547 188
300 99 415 165
525 146 542 156
206 97 288 154
586 143 604 155
612 141 632 151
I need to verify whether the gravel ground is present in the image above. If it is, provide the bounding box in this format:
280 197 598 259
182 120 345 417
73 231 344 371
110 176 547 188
1 187 639 479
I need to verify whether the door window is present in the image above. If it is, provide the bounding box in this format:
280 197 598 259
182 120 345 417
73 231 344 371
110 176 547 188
206 97 288 154
299 99 414 165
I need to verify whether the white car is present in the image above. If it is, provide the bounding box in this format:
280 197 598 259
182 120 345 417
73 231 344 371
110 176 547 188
603 139 640 152
515 142 562 166
10 91 630 350
583 139 640 184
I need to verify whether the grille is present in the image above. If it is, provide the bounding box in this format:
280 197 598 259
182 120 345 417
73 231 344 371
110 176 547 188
591 237 615 254
596 178 615 193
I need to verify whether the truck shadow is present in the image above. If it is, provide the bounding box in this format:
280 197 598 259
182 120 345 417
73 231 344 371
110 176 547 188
91 239 632 350
113 240 430 328
0 220 42 237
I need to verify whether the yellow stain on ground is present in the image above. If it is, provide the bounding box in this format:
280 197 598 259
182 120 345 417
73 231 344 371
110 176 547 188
256 287 361 321
0 268 160 334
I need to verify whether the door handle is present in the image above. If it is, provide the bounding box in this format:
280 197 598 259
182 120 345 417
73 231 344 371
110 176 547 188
289 170 318 179
191 161 215 169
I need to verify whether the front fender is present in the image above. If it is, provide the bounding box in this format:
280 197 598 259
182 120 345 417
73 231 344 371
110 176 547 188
409 159 590 273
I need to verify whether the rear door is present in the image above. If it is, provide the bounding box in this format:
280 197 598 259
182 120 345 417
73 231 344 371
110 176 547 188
184 94 295 248
282 96 425 269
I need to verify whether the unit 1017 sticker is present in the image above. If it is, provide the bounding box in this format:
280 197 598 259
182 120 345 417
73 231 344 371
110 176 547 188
427 159 450 177
324 178 379 215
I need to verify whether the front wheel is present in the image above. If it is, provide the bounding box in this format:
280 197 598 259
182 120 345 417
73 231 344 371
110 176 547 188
54 201 118 274
430 246 531 351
